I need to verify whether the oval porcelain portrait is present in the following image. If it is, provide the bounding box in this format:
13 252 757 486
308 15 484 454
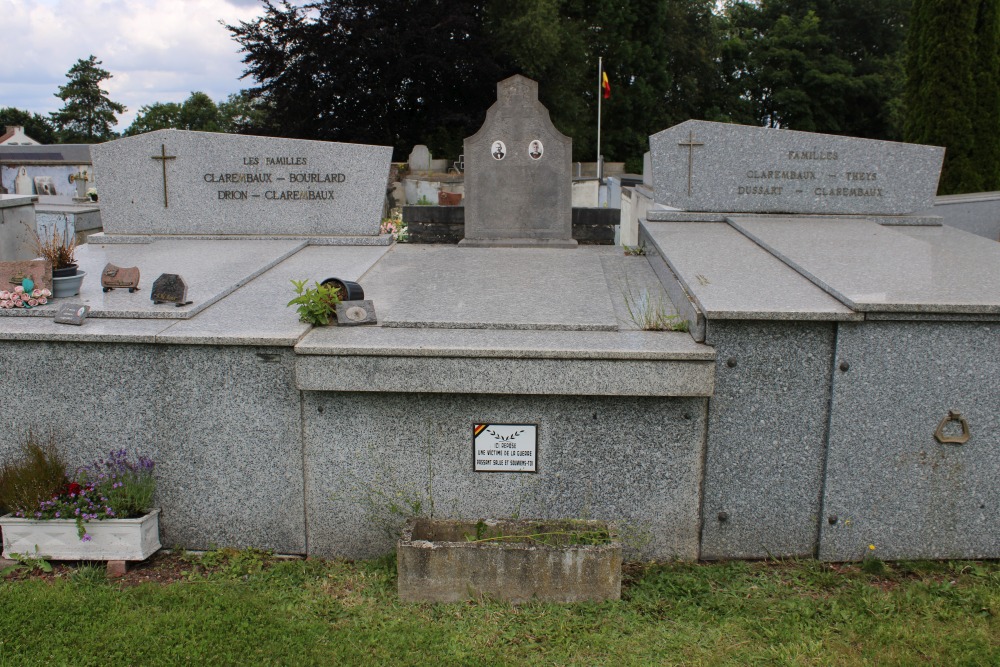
529 140 544 160
491 140 506 160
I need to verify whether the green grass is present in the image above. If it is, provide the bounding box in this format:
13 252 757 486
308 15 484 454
1 552 998 666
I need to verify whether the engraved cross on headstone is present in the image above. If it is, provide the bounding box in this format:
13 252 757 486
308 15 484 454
677 131 704 196
151 144 177 208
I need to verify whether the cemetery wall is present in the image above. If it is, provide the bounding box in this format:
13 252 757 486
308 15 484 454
820 320 1000 561
699 321 837 559
302 392 707 560
402 206 619 244
932 192 1000 241
0 319 997 561
0 342 307 553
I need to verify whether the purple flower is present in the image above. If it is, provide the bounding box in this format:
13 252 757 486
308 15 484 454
81 534 92 542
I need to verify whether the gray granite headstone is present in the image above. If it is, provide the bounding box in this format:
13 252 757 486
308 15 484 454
407 145 431 172
650 120 944 215
460 75 576 247
91 129 392 236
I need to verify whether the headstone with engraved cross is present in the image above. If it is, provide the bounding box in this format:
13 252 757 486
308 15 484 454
649 119 945 215
91 129 392 237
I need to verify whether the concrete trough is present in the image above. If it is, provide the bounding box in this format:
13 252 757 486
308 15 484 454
397 518 622 603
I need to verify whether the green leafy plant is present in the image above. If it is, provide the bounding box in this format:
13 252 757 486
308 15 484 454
287 279 341 326
622 244 646 256
0 547 53 577
415 194 433 206
70 562 109 585
0 430 68 516
861 543 888 575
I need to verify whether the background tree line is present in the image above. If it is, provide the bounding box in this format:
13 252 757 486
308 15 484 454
5 1 997 194
226 0 915 173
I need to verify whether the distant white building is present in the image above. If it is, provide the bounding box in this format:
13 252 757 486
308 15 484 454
0 126 42 146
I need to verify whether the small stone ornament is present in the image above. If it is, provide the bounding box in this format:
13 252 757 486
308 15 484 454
151 273 191 306
102 263 141 293
334 300 377 326
54 302 90 326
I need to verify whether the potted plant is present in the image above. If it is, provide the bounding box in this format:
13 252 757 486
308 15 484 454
287 278 341 326
0 434 160 561
26 224 86 297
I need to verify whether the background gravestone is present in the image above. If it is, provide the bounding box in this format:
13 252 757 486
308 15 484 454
407 145 431 172
650 120 944 215
91 129 392 237
460 75 575 248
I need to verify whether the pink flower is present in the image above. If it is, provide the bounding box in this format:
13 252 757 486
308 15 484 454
38 297 47 305
27 298 38 307
31 289 41 298
0 300 10 309
0 290 9 299
41 289 51 297
13 285 24 294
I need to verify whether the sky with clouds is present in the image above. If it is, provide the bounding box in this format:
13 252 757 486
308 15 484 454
2 0 268 131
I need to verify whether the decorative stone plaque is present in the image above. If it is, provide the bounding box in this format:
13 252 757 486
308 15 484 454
473 424 538 472
649 120 945 215
151 273 189 305
0 259 52 292
54 302 90 325
334 300 377 326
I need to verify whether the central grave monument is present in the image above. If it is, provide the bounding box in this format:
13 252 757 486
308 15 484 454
460 75 576 247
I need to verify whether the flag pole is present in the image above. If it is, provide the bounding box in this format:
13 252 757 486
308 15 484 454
597 56 602 180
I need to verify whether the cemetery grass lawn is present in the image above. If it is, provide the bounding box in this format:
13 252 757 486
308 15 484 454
1 551 998 666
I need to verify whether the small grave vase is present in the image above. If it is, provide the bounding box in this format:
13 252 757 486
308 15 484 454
321 277 364 301
0 508 161 561
52 263 79 278
51 270 86 298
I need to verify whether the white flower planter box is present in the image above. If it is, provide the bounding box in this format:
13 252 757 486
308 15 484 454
0 508 161 561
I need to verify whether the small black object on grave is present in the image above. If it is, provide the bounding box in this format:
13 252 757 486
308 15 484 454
321 277 364 301
151 273 190 305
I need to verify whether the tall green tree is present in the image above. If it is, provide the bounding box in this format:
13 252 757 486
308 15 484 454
905 0 999 194
724 0 910 139
972 1 1000 191
229 0 502 160
216 91 268 134
124 102 183 136
0 107 59 144
486 0 725 163
590 1 724 163
125 91 265 136
50 55 126 143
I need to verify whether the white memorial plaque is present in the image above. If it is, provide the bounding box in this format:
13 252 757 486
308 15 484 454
473 424 537 472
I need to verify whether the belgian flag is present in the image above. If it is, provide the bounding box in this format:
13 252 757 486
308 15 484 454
602 71 611 99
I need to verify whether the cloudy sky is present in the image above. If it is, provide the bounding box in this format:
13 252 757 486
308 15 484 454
2 0 268 131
